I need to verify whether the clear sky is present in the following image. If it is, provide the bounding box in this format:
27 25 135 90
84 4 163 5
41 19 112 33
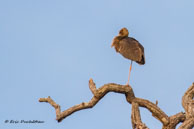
1 0 194 129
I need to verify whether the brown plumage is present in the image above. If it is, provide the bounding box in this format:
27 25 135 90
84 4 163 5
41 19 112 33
111 27 145 85
111 28 145 64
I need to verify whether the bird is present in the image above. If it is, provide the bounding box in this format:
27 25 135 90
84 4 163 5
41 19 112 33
111 27 145 85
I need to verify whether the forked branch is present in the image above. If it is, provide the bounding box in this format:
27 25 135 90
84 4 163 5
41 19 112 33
39 79 194 129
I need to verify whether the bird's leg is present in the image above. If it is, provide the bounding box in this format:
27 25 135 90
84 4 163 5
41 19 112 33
126 61 133 85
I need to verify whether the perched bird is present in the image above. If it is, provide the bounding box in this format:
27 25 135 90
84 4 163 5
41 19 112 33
111 28 145 85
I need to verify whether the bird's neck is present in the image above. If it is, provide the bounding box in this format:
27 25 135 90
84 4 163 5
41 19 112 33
112 36 127 52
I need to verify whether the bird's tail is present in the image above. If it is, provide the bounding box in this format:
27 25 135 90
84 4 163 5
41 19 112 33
136 55 145 65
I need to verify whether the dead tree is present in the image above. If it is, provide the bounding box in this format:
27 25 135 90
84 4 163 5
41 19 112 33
39 79 194 129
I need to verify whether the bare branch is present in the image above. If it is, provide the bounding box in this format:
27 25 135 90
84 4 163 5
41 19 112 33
178 118 194 129
179 83 194 129
131 102 149 129
39 79 135 122
182 83 194 119
89 78 98 96
39 96 61 119
132 98 169 126
39 79 194 129
39 79 169 125
162 112 185 129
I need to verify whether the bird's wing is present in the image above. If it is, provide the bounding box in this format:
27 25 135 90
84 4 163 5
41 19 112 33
118 37 144 62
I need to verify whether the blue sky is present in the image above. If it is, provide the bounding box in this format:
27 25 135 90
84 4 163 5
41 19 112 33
1 0 194 129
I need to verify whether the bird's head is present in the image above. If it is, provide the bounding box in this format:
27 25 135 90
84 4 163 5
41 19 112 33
118 27 129 37
111 28 129 51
